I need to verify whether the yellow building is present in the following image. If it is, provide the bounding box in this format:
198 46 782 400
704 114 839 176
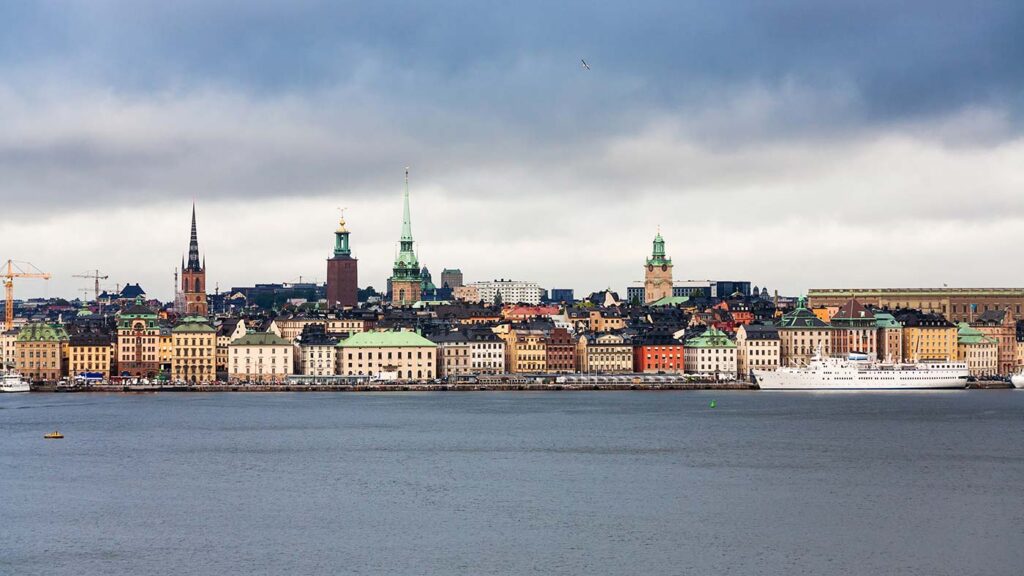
588 309 626 333
336 331 436 380
68 333 113 380
15 323 69 382
900 313 957 362
1 328 19 369
171 316 216 384
500 328 546 373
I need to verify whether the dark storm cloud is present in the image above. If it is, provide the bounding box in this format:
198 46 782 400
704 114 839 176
3 2 1022 115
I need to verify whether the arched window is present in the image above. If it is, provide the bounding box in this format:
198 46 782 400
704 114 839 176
194 278 201 293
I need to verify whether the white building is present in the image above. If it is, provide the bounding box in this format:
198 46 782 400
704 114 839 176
735 324 780 381
228 332 294 383
468 331 506 374
467 280 545 305
684 327 737 378
298 334 338 376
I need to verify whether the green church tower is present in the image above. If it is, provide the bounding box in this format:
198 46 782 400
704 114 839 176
390 168 422 306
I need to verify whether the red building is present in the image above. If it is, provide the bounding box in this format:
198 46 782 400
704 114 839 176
719 300 754 326
545 327 576 373
633 333 685 373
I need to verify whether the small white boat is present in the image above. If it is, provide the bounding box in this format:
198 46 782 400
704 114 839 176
1 370 31 393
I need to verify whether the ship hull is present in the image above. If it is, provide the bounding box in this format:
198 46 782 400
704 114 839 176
755 371 967 390
1011 374 1024 389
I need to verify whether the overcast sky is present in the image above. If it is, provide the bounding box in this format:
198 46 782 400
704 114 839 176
2 1 1023 301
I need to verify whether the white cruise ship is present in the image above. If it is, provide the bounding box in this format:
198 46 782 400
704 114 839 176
754 352 968 390
1 370 31 393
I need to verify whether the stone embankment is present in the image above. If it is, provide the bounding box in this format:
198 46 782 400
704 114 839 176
47 381 755 393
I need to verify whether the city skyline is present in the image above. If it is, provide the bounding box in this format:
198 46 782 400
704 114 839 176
3 3 1024 298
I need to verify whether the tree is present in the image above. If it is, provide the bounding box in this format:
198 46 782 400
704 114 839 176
493 291 503 306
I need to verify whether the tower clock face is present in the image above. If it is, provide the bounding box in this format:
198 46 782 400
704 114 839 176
661 265 667 271
647 265 653 271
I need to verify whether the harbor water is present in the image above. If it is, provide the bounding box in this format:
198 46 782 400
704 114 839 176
2 391 1022 575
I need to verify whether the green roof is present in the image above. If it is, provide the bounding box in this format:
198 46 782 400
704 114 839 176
873 312 900 329
957 323 995 346
16 323 69 342
685 327 736 348
231 332 290 346
778 306 829 329
649 295 689 307
172 316 215 333
337 330 436 348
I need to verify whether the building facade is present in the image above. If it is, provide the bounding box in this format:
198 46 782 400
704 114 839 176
970 309 1016 375
15 323 69 382
777 300 832 367
502 328 546 373
808 288 1024 323
430 332 472 378
298 330 338 377
336 331 436 380
735 324 780 380
171 316 216 384
956 323 998 378
68 333 113 380
228 332 294 383
326 212 359 308
1 328 19 369
545 327 576 373
633 332 685 373
576 333 632 373
116 297 161 378
874 313 904 363
829 299 878 359
467 280 545 306
440 269 463 289
684 327 737 377
468 330 505 374
898 312 957 363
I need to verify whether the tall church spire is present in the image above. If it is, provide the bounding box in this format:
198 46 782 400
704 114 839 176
186 203 202 272
401 167 413 243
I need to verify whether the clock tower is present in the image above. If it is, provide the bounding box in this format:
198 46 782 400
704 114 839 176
643 231 673 304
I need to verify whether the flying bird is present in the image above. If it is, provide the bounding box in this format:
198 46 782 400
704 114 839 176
580 59 590 70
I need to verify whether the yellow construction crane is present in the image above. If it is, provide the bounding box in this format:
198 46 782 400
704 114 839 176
72 269 109 314
3 260 51 331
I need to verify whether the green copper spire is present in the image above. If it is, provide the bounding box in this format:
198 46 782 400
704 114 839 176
646 229 672 267
333 209 351 257
392 167 420 281
401 167 413 243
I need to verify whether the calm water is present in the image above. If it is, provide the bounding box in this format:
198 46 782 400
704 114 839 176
2 391 1022 576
